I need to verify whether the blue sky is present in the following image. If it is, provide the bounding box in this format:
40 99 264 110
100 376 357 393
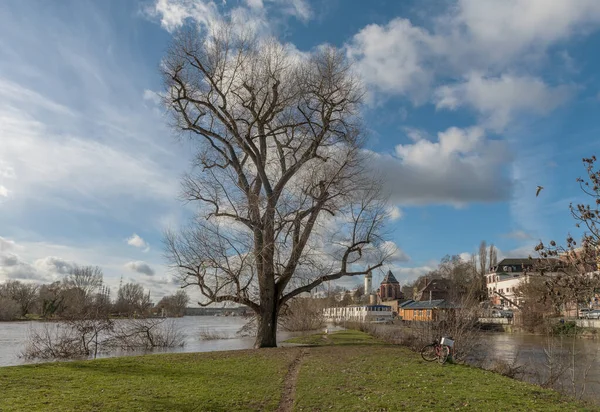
2 0 600 300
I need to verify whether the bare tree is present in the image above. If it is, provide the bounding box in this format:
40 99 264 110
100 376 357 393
0 280 39 317
478 240 487 276
156 290 190 317
489 244 498 268
64 265 103 298
0 296 20 321
115 283 151 316
533 156 600 310
162 25 390 347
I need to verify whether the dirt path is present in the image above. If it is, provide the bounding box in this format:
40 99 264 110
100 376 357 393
276 348 308 412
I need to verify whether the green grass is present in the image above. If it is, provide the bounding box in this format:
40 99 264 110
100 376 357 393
0 330 592 411
294 344 590 411
0 350 293 411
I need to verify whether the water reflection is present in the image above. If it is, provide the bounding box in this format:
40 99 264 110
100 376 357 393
478 332 600 401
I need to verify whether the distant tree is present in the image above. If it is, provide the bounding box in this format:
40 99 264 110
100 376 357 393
353 285 365 302
0 280 39 317
514 276 557 332
401 281 416 300
478 240 488 276
115 283 151 316
38 282 65 318
156 290 190 317
162 24 389 348
63 265 103 298
0 297 20 321
340 291 353 306
489 244 498 268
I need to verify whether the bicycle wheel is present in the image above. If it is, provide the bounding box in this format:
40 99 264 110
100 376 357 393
438 345 450 364
420 344 438 362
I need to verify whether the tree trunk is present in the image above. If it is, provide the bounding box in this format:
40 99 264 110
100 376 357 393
254 296 278 348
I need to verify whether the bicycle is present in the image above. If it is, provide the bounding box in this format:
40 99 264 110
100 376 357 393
420 336 454 364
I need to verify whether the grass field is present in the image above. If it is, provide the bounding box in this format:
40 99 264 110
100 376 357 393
0 330 592 411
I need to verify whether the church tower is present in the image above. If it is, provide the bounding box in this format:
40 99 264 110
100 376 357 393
377 270 403 301
364 271 372 295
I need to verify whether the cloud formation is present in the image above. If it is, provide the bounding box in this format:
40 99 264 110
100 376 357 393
127 234 150 252
151 0 312 34
0 249 73 283
125 261 156 276
345 0 600 107
371 127 512 206
386 206 403 221
0 236 16 252
434 73 572 131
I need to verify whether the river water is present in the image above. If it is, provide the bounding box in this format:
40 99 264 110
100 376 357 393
0 316 307 368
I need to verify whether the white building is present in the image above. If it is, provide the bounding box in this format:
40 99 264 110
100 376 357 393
486 258 534 308
323 304 393 322
486 258 564 308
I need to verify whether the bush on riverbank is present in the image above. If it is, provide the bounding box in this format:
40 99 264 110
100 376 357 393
0 330 591 411
551 320 583 336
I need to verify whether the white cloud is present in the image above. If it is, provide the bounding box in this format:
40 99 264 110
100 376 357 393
150 0 312 35
0 91 177 206
152 0 220 33
0 185 8 198
434 73 572 130
451 0 600 67
276 0 311 23
0 236 16 252
0 252 72 283
380 240 410 263
33 256 75 275
459 252 473 262
126 234 150 252
372 126 512 206
346 18 434 102
346 0 600 106
125 261 156 276
387 206 403 221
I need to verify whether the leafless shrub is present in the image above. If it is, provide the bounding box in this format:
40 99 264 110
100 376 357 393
343 309 483 363
105 318 185 350
199 328 231 340
487 353 525 380
22 323 89 360
236 316 257 337
23 318 184 361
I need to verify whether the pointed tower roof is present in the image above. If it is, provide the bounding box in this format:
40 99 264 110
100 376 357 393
381 270 399 284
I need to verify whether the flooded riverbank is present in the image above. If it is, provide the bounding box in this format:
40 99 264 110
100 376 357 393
0 316 309 367
2 318 600 401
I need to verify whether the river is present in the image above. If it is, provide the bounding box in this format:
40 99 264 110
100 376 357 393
0 316 307 367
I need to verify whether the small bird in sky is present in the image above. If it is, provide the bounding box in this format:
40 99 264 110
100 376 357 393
536 186 544 197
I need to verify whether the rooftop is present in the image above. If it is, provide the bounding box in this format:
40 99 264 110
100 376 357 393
381 270 399 285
